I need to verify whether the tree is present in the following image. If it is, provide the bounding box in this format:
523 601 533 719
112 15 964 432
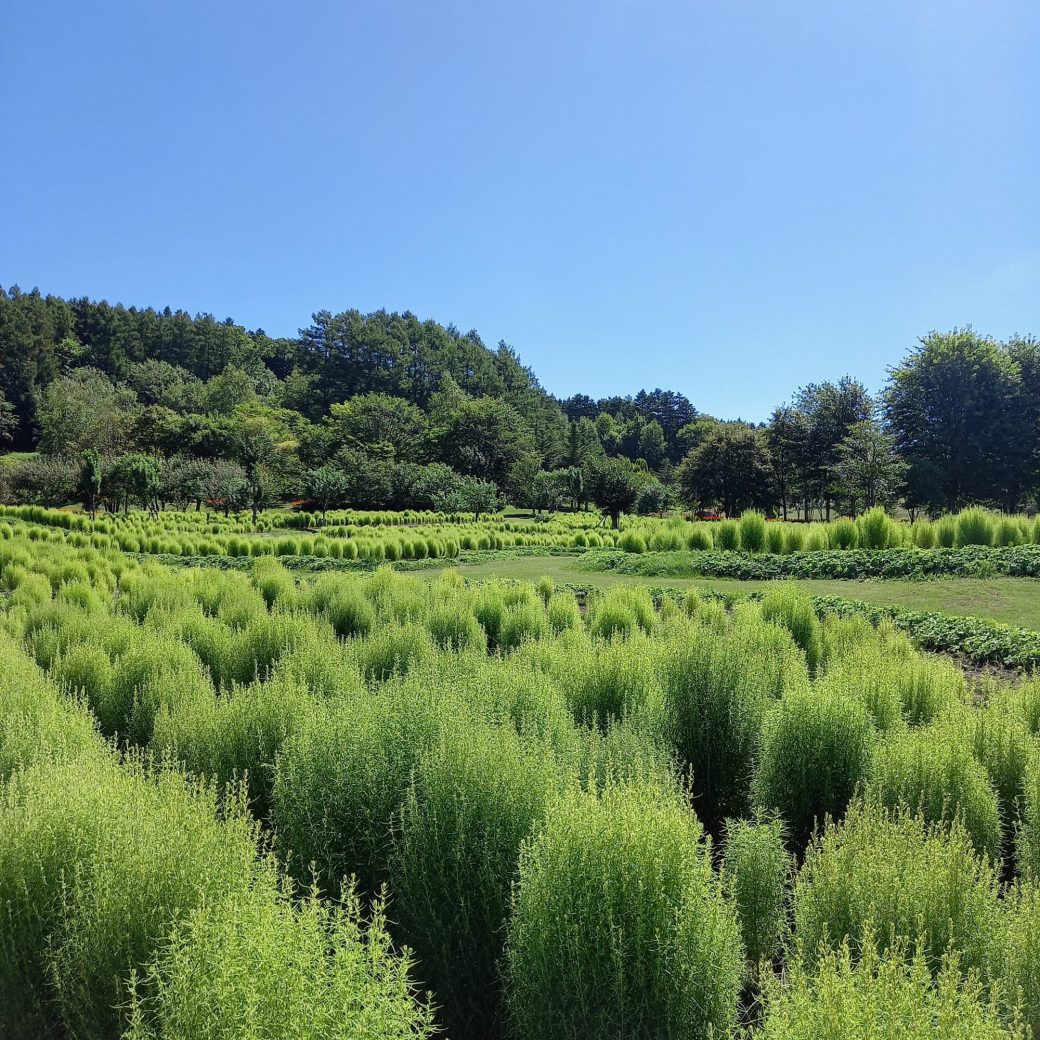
587 458 642 528
229 413 285 523
37 368 135 455
334 447 395 509
9 455 77 506
635 477 669 516
434 396 537 488
793 377 873 519
307 464 351 518
1006 335 1040 509
675 417 719 461
204 366 258 415
637 420 667 470
127 405 184 456
534 469 572 513
901 455 945 521
162 457 247 511
433 474 500 519
508 456 543 513
557 465 585 511
0 392 16 444
106 453 162 514
633 388 698 461
566 418 604 472
327 393 428 460
78 449 104 519
126 359 203 411
765 406 806 520
677 424 770 517
830 420 906 513
885 329 1022 510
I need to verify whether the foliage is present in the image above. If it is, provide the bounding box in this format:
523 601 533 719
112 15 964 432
503 781 744 1040
792 800 1000 974
721 812 791 965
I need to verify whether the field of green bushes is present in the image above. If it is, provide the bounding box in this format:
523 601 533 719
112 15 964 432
3 503 1040 571
2 514 1040 1039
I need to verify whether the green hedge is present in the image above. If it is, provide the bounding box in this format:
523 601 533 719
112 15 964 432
584 545 1040 581
811 596 1040 671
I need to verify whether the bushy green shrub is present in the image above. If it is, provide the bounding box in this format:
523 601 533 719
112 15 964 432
793 800 999 973
739 511 767 553
0 634 100 778
987 881 1040 1038
272 688 446 894
391 723 565 1039
716 519 740 551
996 517 1023 547
473 586 507 648
721 812 791 965
427 600 487 652
765 524 786 553
497 600 550 650
659 617 807 831
503 781 744 1040
957 507 996 547
152 676 316 819
758 936 1019 1040
124 879 437 1040
356 623 435 683
935 514 958 547
968 691 1032 834
1016 763 1040 881
761 584 822 674
857 507 892 550
560 635 662 727
323 584 377 640
687 526 713 551
814 642 903 732
868 725 1002 861
587 586 655 641
546 591 581 634
830 517 859 550
911 519 936 548
618 530 647 554
754 688 874 849
0 758 258 1038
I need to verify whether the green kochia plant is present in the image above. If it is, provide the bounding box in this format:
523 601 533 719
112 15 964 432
503 781 744 1040
754 687 874 850
957 506 996 547
757 935 1020 1040
867 723 1003 862
738 510 767 553
760 583 822 674
721 812 792 967
658 616 807 832
792 799 1000 975
0 757 259 1040
124 875 437 1040
390 722 566 1040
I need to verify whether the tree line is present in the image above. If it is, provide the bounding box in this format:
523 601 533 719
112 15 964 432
1 285 1037 525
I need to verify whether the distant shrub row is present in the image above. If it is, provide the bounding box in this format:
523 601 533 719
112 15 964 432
588 543 1040 580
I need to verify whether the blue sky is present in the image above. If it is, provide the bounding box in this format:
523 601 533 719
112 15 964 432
2 1 1038 421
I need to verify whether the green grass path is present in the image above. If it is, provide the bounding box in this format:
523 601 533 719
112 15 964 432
433 554 1040 630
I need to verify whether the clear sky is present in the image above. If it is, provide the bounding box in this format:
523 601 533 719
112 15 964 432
2 1 1038 421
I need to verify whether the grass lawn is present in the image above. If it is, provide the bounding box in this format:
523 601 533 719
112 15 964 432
434 553 1040 631
0 451 38 468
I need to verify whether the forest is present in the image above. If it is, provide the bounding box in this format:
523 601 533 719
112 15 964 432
2 285 1039 524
